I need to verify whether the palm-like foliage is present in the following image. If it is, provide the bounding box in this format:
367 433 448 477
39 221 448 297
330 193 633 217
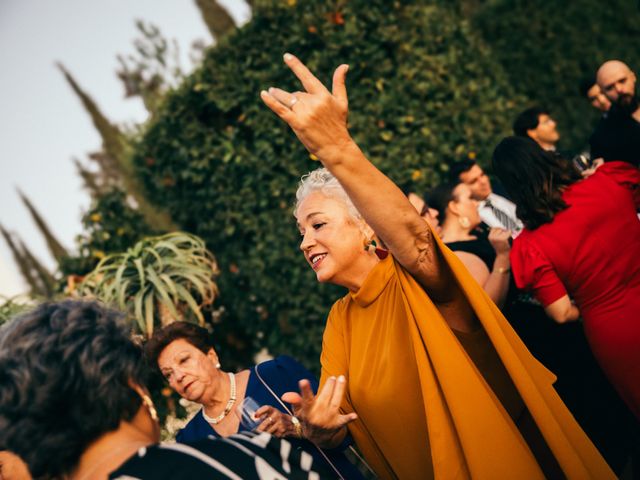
81 232 218 337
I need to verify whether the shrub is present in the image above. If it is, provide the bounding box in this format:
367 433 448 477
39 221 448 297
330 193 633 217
59 189 156 278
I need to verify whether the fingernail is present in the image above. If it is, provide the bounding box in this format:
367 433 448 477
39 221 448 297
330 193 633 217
284 53 293 61
268 87 275 94
338 375 345 382
260 90 268 97
344 64 349 72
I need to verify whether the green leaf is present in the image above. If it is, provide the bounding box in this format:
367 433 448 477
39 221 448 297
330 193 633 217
144 291 155 337
174 283 204 325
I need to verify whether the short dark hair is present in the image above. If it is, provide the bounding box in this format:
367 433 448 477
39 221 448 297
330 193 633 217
145 321 213 371
426 183 460 224
579 75 597 98
449 159 476 183
492 136 582 230
513 106 548 137
0 300 146 478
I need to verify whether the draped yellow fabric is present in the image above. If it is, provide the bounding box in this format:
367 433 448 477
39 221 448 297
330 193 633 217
319 233 614 479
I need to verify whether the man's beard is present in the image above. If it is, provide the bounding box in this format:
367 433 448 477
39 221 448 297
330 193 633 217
615 92 639 115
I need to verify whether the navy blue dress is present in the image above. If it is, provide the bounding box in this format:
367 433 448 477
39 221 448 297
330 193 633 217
176 356 364 479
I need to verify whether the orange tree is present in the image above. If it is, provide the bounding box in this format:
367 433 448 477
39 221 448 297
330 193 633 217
130 0 521 370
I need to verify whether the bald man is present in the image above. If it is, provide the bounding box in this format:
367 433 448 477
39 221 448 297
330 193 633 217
597 60 639 119
590 60 640 166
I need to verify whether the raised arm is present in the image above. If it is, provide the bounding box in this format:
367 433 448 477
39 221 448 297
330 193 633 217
261 54 451 299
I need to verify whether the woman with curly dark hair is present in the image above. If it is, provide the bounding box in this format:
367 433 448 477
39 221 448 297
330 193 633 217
492 136 640 420
0 300 330 479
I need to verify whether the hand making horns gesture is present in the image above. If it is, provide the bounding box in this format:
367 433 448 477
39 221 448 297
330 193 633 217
260 53 354 163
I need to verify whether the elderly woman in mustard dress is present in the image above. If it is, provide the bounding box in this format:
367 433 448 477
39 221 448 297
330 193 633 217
260 54 614 479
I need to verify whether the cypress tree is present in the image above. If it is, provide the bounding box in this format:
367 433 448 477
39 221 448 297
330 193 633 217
17 189 68 263
57 63 177 232
194 0 237 41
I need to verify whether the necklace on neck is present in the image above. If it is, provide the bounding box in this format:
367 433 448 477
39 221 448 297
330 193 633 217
202 372 236 424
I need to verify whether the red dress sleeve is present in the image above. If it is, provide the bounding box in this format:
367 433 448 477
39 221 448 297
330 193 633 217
510 234 567 307
597 160 640 208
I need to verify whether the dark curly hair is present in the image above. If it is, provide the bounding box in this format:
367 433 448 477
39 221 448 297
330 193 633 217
145 321 213 372
492 136 582 230
0 300 147 478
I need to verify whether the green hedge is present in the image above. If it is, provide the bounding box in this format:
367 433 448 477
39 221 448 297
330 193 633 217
131 0 522 369
474 0 640 153
60 189 155 278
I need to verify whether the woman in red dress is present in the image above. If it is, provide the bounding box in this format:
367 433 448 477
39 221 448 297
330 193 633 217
492 136 640 420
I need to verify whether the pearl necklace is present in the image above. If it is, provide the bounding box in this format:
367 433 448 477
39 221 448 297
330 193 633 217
202 372 236 424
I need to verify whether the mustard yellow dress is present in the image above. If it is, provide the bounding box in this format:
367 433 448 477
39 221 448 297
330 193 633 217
320 236 614 479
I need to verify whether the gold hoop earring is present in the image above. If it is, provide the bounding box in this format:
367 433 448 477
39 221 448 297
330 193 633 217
458 216 471 229
142 394 159 422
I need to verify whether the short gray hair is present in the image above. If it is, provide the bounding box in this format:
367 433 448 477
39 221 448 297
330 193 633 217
294 167 362 222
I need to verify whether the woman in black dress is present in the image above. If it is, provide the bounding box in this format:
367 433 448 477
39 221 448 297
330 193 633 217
427 182 512 308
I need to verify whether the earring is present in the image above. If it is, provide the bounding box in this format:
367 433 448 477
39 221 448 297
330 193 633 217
363 238 377 252
458 216 471 228
141 394 159 422
363 238 389 260
216 362 221 369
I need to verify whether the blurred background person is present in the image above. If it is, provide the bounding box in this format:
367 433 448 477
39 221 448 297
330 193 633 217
450 159 523 233
404 189 442 234
493 136 640 420
590 60 640 167
0 300 330 479
145 322 363 478
427 183 511 309
513 106 561 152
579 75 611 114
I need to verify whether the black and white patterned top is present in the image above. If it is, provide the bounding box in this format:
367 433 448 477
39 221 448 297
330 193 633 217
109 432 332 479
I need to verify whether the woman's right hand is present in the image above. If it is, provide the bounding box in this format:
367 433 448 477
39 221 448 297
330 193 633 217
260 54 354 164
281 376 357 448
488 228 512 255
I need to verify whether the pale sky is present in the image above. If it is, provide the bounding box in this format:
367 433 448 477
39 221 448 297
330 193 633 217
0 0 250 297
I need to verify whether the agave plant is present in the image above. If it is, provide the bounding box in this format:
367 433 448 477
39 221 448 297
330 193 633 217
81 232 218 337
